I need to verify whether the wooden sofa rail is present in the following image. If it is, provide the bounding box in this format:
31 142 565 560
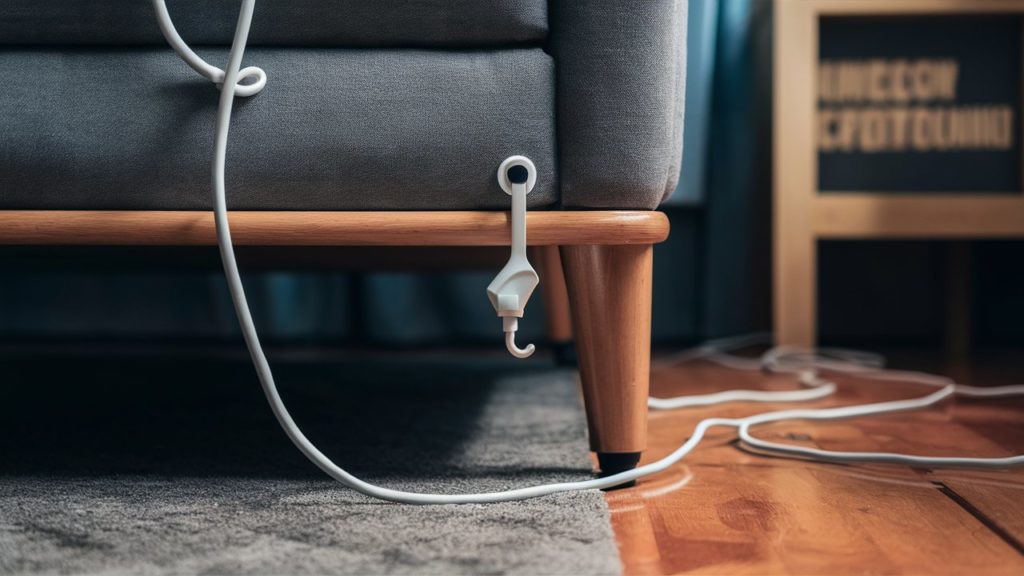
0 211 670 247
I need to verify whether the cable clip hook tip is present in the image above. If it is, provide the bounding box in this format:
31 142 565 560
505 331 535 359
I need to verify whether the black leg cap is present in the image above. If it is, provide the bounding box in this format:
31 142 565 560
597 451 642 490
552 341 578 368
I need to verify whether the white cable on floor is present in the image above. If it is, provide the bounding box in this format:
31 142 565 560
154 0 1024 504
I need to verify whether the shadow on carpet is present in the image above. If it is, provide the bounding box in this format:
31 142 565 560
0 354 620 575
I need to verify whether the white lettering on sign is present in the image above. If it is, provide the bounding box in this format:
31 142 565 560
817 59 1014 152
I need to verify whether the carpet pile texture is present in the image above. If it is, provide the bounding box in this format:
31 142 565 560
0 354 620 575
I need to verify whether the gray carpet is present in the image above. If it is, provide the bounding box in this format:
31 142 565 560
0 353 620 575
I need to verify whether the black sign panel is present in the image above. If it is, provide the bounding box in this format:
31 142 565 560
818 15 1022 193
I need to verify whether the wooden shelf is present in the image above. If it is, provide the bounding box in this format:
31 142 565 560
814 195 1024 239
0 210 670 247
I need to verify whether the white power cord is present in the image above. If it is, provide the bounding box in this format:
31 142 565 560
653 341 1024 467
154 0 1024 504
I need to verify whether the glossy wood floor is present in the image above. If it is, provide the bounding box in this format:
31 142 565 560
607 349 1024 575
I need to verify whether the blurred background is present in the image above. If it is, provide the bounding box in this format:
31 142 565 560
1 0 1022 355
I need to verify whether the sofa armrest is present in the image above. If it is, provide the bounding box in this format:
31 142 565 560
550 1 687 209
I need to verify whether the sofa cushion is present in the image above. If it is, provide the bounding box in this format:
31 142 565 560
0 0 547 47
550 1 687 209
0 48 557 210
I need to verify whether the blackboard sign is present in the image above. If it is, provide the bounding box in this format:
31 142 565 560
775 1 1024 348
817 15 1022 193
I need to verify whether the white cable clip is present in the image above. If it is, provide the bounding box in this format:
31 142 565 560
488 156 539 359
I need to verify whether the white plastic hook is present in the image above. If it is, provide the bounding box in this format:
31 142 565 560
505 323 536 359
488 156 539 359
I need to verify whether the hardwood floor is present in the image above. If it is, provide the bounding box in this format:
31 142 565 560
607 349 1024 575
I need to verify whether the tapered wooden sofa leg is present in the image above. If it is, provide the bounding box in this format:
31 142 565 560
531 245 576 367
560 244 653 482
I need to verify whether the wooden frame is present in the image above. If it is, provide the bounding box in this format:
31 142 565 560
0 209 668 473
774 0 1024 346
0 210 668 247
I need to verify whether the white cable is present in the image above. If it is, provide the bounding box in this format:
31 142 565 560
648 339 874 409
656 339 1024 467
647 379 837 410
737 358 1024 467
157 0 1024 504
162 0 666 503
152 0 265 97
738 381 1024 468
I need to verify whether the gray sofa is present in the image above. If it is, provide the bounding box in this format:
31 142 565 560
0 0 687 476
0 0 685 211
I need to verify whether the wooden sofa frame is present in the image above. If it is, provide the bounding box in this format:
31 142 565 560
0 210 669 475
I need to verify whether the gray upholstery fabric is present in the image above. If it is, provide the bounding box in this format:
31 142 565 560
0 0 548 47
1 2 690 211
550 1 688 209
0 49 557 210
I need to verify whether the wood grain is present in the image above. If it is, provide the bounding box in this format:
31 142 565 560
531 245 573 344
562 244 653 454
611 353 1024 575
773 0 817 347
814 196 1024 238
0 211 669 247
